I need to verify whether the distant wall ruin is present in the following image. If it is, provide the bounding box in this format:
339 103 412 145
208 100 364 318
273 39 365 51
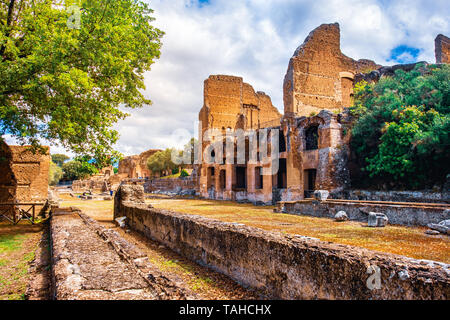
118 149 161 179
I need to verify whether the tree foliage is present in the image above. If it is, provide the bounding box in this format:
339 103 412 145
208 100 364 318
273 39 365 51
0 0 163 163
51 153 70 167
350 64 450 189
49 161 63 185
147 148 178 177
62 157 98 180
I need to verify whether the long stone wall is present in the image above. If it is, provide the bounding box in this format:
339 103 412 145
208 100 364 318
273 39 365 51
115 189 449 300
332 189 450 204
144 177 198 194
277 199 449 227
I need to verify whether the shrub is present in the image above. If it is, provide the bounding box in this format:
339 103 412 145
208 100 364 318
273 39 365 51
180 169 189 177
350 64 450 189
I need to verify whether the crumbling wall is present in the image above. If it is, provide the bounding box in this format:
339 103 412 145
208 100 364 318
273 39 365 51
0 141 50 203
283 23 380 117
200 75 282 132
117 196 449 300
435 34 450 64
118 149 161 179
144 177 198 194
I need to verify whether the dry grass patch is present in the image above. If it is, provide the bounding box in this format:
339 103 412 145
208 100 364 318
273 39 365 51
147 199 450 263
58 194 450 263
0 222 43 300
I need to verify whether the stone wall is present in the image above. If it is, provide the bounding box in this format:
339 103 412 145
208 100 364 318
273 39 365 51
118 149 161 179
115 191 449 300
0 141 50 204
277 199 449 227
333 189 450 204
72 178 108 193
435 34 450 64
144 177 198 194
283 23 380 117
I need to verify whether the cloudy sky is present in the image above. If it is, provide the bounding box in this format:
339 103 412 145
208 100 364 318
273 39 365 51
7 0 449 156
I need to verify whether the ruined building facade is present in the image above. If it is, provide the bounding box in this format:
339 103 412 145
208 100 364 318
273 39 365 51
197 23 448 204
117 149 161 179
0 141 50 204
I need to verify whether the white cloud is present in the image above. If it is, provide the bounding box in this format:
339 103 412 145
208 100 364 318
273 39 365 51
8 0 449 156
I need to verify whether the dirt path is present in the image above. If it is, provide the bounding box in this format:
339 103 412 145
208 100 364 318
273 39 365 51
58 195 260 300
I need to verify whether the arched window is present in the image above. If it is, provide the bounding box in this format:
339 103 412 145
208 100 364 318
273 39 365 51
305 125 319 150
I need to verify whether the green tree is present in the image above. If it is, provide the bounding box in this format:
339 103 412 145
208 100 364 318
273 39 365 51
62 158 98 181
51 154 70 167
49 161 63 185
147 148 178 177
350 64 450 189
0 0 163 163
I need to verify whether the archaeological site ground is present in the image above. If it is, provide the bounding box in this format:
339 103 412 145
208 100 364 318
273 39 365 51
0 0 449 314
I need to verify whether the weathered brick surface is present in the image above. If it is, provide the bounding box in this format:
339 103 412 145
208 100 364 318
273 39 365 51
118 149 161 179
283 23 380 117
435 34 450 64
0 141 49 204
199 75 282 133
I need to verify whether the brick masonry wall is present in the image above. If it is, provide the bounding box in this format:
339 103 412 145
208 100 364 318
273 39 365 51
115 191 449 299
0 142 49 204
435 34 450 64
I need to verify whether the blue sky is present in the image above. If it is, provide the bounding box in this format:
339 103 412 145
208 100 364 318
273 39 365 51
5 0 449 156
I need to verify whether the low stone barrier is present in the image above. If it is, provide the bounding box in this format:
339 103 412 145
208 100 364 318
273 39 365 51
144 177 197 195
332 190 450 204
115 186 449 300
277 199 449 227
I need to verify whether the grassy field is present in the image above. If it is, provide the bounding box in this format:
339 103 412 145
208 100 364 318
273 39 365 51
0 222 44 300
59 195 450 263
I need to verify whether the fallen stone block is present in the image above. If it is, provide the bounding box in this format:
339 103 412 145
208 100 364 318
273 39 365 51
334 211 348 222
314 190 329 201
427 220 450 235
368 212 388 227
115 216 127 228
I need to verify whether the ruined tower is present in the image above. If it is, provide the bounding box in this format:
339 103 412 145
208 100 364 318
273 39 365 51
283 23 379 117
435 34 450 64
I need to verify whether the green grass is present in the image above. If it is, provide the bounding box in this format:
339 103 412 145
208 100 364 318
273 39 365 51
0 234 27 254
0 222 43 300
160 172 181 179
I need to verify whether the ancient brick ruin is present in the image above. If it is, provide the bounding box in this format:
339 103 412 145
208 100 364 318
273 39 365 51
283 23 379 117
118 149 161 179
435 34 450 64
197 23 449 204
0 141 50 204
